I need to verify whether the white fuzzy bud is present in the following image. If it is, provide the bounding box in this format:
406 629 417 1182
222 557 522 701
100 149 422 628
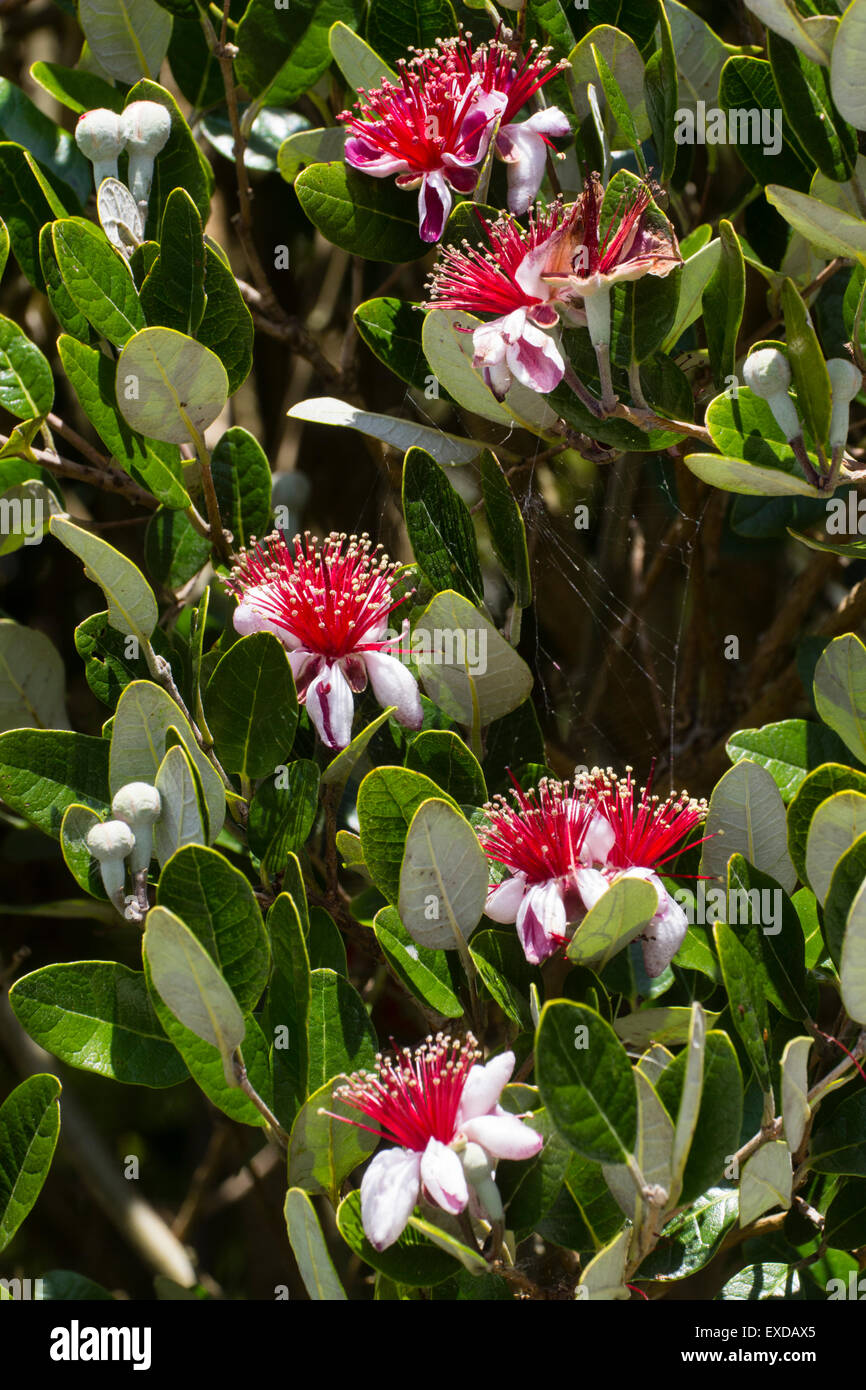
827 357 862 449
86 819 136 910
75 108 126 189
111 781 162 873
743 347 801 442
121 101 171 207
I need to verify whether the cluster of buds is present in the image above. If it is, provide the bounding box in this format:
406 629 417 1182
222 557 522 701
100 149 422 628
86 782 162 922
743 346 861 489
75 101 171 221
478 767 707 976
427 174 682 406
339 32 571 242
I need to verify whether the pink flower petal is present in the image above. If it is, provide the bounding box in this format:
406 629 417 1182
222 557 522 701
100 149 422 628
305 661 355 750
420 1138 469 1214
639 877 688 978
516 880 565 963
484 873 527 924
461 1112 544 1161
506 319 565 394
458 1052 515 1123
362 650 423 729
418 170 452 243
360 1148 422 1251
344 137 408 178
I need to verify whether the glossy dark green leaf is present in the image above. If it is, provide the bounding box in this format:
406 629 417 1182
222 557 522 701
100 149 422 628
52 218 145 347
713 920 772 1095
480 450 531 608
719 56 811 193
0 729 110 837
496 1107 571 1235
536 1000 638 1162
787 763 866 884
196 242 254 394
287 1082 377 1205
402 447 483 603
144 507 210 589
307 968 377 1091
235 0 363 103
354 297 433 394
373 904 463 1018
0 317 53 419
74 609 172 709
470 927 542 1030
266 890 311 1128
296 163 427 264
357 765 458 902
366 0 457 67
140 188 206 336
644 0 677 182
205 632 299 779
210 426 272 548
0 78 89 205
9 962 188 1087
656 1032 742 1206
637 1188 739 1281
248 759 320 875
781 276 832 449
702 219 744 388
726 855 809 1022
726 719 853 804
0 141 68 289
29 61 125 116
404 729 486 805
0 1074 61 1252
337 1189 457 1285
824 1179 866 1248
811 1092 866 1177
768 32 856 183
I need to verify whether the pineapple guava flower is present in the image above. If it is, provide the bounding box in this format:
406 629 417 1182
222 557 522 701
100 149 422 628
225 531 422 751
573 768 708 977
330 1035 543 1251
339 33 570 242
477 777 616 964
541 175 682 410
427 204 574 398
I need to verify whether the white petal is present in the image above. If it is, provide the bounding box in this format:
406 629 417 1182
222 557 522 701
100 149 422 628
484 873 527 924
574 865 611 912
641 885 689 978
461 1113 544 1161
363 650 423 730
515 880 566 964
497 123 549 215
420 1138 469 1214
458 1052 515 1124
579 812 616 866
360 1148 422 1251
305 661 355 750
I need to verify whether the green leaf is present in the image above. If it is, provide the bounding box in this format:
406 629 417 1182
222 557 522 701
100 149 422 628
307 907 346 976
702 219 745 388
700 759 796 893
284 1188 347 1300
353 297 434 396
74 609 172 709
9 962 188 1087
0 620 67 732
139 189 206 336
78 0 173 84
153 743 206 866
0 141 68 289
811 1090 866 1176
726 719 852 803
143 905 245 1081
307 968 377 1090
295 162 427 263
287 394 478 466
644 0 678 182
824 1179 866 1248
0 1074 61 1253
806 789 866 903
841 875 866 1024
496 1105 572 1236
421 307 557 437
204 632 298 779
336 1188 459 1285
788 762 866 884
52 219 145 348
402 447 483 603
814 633 866 765
781 276 832 450
57 335 189 509
358 765 458 903
29 60 124 116
575 1226 631 1301
412 589 534 729
288 1081 378 1205
637 1186 738 1281
115 326 229 446
725 856 809 1021
739 1141 793 1225
0 729 110 837
278 126 346 183
469 927 541 1030
719 57 811 193
373 904 463 1018
397 798 488 950
0 317 53 419
780 1034 812 1153
61 803 108 899
155 844 270 1013
144 508 210 590
37 1271 116 1300
536 1000 638 1162
123 81 213 237
718 1262 802 1300
830 0 866 130
823 832 866 966
366 0 457 68
591 42 646 172
404 729 486 805
571 24 650 141
661 236 721 351
248 759 320 877
329 21 397 89
566 875 658 971
266 890 311 1127
321 706 396 792
196 243 254 395
479 451 531 608
769 32 856 182
662 1030 742 1207
766 182 866 262
235 0 362 105
50 514 157 642
40 223 94 342
210 427 271 549
109 680 225 841
713 920 772 1095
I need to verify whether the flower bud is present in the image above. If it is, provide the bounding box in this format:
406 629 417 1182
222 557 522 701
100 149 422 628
86 819 135 911
827 357 862 450
111 782 162 873
742 347 801 442
121 101 171 207
75 108 126 189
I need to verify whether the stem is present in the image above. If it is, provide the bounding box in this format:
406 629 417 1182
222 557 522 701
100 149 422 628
189 425 232 565
0 432 159 509
232 1049 289 1147
563 363 603 417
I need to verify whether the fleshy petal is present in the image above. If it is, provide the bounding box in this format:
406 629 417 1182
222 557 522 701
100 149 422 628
461 1113 544 1161
579 811 616 866
506 320 565 393
362 650 423 730
305 661 355 750
574 865 611 912
496 123 549 215
420 1138 469 1214
418 170 452 243
640 882 689 978
288 649 320 698
360 1148 422 1251
458 1052 515 1124
515 880 565 964
233 587 295 644
344 138 408 178
484 873 527 924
